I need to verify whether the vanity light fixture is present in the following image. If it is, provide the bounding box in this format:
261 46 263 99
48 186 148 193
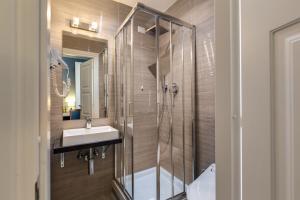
89 21 98 32
71 17 80 27
70 17 98 33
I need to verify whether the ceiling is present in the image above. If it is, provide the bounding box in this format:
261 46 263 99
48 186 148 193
113 0 177 12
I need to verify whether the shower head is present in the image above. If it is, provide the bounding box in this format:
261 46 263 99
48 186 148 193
145 24 169 36
148 41 172 78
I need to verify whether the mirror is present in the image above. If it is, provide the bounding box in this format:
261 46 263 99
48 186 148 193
62 31 108 120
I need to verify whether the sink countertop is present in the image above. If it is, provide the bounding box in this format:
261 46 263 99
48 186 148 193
53 126 122 154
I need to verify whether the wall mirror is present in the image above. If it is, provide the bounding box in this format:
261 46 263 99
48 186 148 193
62 31 108 120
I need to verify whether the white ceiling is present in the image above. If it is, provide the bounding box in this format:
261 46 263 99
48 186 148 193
113 0 177 12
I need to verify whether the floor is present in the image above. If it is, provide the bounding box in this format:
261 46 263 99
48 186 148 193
124 167 186 200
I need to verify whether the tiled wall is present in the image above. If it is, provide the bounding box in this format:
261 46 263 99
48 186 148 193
166 0 216 176
50 0 131 199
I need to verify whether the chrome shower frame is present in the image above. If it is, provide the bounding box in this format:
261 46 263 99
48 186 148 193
113 3 196 200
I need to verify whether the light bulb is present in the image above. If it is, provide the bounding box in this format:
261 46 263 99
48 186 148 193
72 17 80 27
89 21 98 32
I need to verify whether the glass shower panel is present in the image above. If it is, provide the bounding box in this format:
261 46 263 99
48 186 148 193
158 21 192 199
158 18 173 199
132 11 158 200
123 20 133 197
182 27 194 186
115 31 124 185
170 23 185 196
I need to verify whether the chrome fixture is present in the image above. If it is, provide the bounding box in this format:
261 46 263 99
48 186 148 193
88 148 94 176
60 153 64 168
169 83 179 96
86 116 92 129
101 146 109 159
162 83 168 93
77 148 101 176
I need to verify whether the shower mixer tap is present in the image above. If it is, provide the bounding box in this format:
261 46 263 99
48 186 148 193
162 83 168 93
169 83 179 96
86 116 92 129
169 83 179 108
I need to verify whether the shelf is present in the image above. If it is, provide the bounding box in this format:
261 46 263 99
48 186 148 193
53 137 122 154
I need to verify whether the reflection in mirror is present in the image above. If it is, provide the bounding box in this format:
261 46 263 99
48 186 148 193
62 31 108 120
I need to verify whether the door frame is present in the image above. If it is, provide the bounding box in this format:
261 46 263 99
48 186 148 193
270 18 300 200
270 18 300 199
215 0 241 200
217 1 300 200
2 0 44 199
37 0 243 199
39 0 51 199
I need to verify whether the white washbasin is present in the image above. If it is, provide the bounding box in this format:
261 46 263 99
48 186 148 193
63 126 119 147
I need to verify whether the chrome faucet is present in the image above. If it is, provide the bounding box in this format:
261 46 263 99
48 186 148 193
86 116 92 129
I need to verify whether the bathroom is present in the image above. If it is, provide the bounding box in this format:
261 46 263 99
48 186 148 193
2 0 299 200
49 0 214 199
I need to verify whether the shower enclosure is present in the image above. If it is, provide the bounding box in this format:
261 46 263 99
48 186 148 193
114 3 196 200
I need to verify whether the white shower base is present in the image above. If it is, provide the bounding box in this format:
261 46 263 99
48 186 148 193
124 167 186 200
187 163 216 200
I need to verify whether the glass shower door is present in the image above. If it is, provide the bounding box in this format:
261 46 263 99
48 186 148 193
114 5 195 200
158 20 187 199
114 20 134 198
170 22 186 197
115 28 124 186
132 11 158 200
157 20 194 199
123 20 134 198
157 18 173 200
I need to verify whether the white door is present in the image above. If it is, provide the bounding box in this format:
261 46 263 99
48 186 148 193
80 59 93 119
75 62 81 109
273 20 300 200
240 1 300 200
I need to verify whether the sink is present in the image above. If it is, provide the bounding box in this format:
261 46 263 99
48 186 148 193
63 126 119 147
